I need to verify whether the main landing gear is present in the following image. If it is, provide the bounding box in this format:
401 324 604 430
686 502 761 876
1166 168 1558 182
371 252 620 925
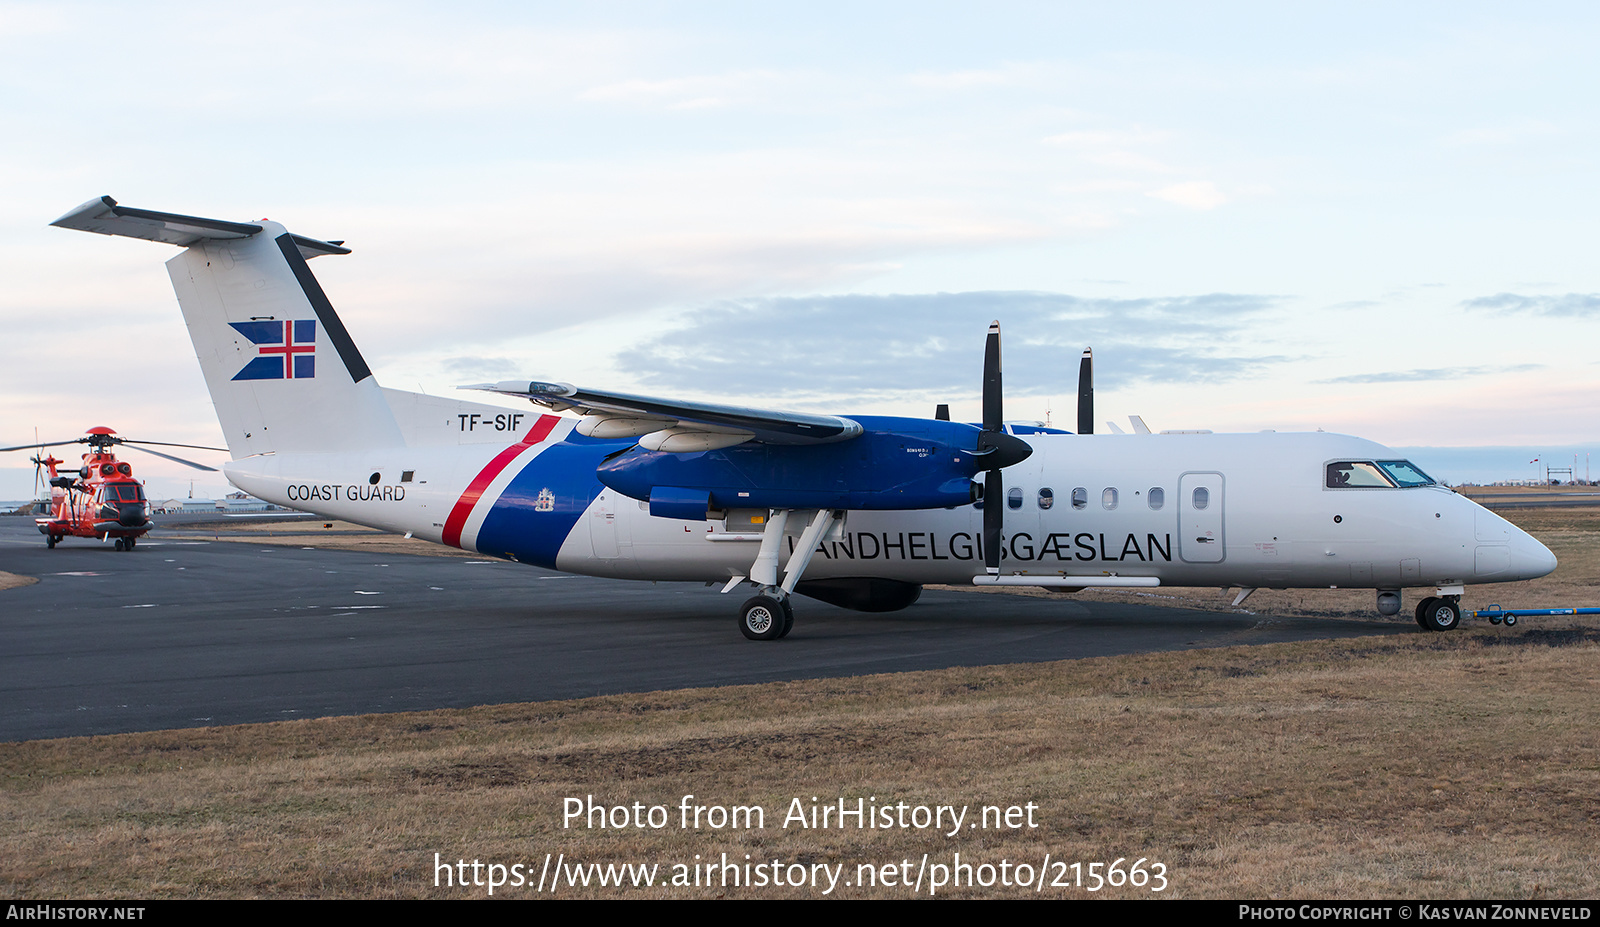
1414 595 1462 632
739 595 795 641
730 508 842 641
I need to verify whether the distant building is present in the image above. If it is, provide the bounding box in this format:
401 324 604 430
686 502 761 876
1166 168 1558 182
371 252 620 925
153 492 288 514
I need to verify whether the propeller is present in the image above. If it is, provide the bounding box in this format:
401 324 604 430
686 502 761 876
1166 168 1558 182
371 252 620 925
1077 347 1094 435
973 321 1034 575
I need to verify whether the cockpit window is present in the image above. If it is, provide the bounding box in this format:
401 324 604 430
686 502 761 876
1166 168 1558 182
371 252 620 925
1376 460 1436 487
105 484 145 502
1326 461 1396 489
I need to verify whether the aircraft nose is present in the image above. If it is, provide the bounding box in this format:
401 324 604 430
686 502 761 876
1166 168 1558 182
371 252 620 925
1509 526 1557 580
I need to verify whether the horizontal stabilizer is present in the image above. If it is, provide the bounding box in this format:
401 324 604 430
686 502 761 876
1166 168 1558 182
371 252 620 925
51 196 350 259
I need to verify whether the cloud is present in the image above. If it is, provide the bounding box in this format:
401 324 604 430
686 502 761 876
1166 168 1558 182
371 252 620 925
1462 293 1600 317
1317 363 1543 384
614 291 1287 404
578 71 783 110
1148 181 1227 210
443 356 524 377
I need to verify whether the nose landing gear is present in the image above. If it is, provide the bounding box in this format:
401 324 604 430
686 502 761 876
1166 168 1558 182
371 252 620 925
1414 595 1462 632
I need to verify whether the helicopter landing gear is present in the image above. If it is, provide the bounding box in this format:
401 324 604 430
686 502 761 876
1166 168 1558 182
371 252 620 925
46 534 59 549
113 536 136 552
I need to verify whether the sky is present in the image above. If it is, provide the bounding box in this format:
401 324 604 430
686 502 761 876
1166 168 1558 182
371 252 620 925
3 2 1599 499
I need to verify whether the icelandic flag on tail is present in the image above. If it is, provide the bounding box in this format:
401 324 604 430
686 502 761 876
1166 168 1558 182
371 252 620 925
230 320 316 380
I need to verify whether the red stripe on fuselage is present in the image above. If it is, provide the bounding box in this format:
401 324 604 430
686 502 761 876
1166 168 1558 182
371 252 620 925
441 415 561 549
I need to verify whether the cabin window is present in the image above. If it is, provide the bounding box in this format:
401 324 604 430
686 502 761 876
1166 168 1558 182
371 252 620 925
1071 487 1088 509
1376 460 1435 487
1148 487 1165 510
1037 487 1054 510
1326 461 1395 489
1192 487 1210 510
1102 487 1118 510
1007 487 1024 510
401 470 415 483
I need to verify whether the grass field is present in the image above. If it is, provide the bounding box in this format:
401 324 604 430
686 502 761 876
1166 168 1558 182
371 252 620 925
2 508 1597 899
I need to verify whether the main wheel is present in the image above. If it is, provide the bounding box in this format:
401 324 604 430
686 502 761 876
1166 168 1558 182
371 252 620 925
777 598 795 639
739 595 787 641
1421 596 1461 632
1414 596 1438 629
46 535 57 549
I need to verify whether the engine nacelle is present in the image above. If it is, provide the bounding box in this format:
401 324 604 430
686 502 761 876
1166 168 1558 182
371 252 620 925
596 415 1003 517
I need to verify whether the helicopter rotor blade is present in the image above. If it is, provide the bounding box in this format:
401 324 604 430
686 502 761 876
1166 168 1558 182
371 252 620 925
119 444 219 471
119 439 229 453
0 439 89 453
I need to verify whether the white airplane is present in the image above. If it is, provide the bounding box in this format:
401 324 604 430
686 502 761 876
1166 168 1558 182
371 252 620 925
51 197 1557 639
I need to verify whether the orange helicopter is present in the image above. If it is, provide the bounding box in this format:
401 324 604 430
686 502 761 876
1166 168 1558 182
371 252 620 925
2 427 225 550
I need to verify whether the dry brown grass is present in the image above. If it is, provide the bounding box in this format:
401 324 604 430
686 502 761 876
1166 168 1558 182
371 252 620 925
0 571 38 591
3 629 1598 899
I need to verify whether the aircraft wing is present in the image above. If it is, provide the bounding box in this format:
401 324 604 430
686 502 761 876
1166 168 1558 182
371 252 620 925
462 380 863 450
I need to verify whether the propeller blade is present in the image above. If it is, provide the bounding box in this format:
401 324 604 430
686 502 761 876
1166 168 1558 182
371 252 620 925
982 320 1002 432
984 469 1003 574
972 319 1033 467
1077 347 1093 435
120 444 218 471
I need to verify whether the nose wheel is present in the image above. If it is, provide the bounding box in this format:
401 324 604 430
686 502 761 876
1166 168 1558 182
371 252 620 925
1414 595 1462 632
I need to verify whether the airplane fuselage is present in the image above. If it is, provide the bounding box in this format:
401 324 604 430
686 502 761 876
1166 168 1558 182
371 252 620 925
222 421 1554 593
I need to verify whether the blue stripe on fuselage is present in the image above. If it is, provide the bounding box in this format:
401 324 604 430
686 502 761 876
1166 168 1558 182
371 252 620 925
473 435 627 568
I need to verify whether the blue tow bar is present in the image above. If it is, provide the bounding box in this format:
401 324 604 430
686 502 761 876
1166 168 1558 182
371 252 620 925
1471 604 1600 627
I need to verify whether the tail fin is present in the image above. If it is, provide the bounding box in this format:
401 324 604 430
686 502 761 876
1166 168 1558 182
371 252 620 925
53 197 403 457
